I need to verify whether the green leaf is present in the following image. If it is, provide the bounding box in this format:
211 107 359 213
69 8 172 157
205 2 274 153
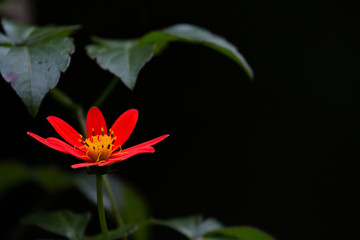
32 167 72 192
73 174 149 218
73 174 149 240
151 215 223 239
86 23 252 91
0 19 78 116
204 238 239 240
0 33 10 44
22 210 91 240
73 174 109 210
122 180 150 240
206 227 276 240
32 239 64 240
86 38 154 90
84 224 138 240
0 161 28 198
139 23 254 79
0 161 72 197
0 19 35 44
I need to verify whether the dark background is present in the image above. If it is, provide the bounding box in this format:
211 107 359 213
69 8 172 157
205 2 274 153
1 0 360 239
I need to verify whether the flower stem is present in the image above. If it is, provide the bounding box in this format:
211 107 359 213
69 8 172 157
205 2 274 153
103 175 125 227
93 77 120 107
96 173 110 240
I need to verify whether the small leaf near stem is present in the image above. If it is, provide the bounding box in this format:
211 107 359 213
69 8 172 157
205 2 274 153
96 173 110 240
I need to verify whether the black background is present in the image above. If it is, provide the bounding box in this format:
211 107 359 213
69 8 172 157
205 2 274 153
1 0 360 239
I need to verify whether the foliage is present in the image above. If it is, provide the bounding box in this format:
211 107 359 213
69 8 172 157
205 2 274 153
0 161 275 240
1 19 252 116
0 19 78 116
22 210 91 240
150 215 275 240
23 209 137 240
0 18 275 240
87 23 253 90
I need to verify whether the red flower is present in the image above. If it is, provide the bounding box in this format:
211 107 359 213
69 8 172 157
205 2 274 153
28 107 169 169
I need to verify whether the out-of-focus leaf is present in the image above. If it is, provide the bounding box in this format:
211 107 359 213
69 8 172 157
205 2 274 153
0 161 72 197
32 167 72 192
150 216 275 240
139 23 254 78
73 174 109 209
86 38 154 90
204 237 242 240
0 161 28 197
0 19 78 116
30 239 64 240
84 224 138 240
73 174 150 240
151 215 223 239
22 210 91 240
73 174 148 219
206 226 276 240
122 180 150 240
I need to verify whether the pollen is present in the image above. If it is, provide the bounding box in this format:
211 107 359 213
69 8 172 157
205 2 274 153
79 128 118 162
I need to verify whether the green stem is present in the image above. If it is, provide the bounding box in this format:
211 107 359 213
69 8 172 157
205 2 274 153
96 174 110 240
93 77 120 107
103 175 125 228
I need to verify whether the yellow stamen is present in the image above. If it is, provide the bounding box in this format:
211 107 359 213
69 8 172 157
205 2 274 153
79 129 118 161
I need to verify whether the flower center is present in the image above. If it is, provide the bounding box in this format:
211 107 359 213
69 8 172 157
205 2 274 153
79 128 119 162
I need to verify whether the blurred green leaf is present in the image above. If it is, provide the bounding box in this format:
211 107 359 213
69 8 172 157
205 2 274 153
32 167 72 192
206 226 276 240
0 161 73 198
73 174 149 240
151 216 276 240
151 215 223 239
73 174 149 218
22 210 91 240
85 224 138 240
122 180 150 240
139 23 254 78
86 38 154 90
0 19 78 116
0 161 28 197
204 238 239 240
33 239 64 240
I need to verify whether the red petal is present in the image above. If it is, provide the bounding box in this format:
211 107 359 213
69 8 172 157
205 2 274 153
100 134 169 166
99 147 155 166
110 109 138 147
123 134 169 152
28 132 90 161
86 107 107 138
71 162 99 169
28 132 68 153
47 116 83 148
46 138 90 161
110 147 155 160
